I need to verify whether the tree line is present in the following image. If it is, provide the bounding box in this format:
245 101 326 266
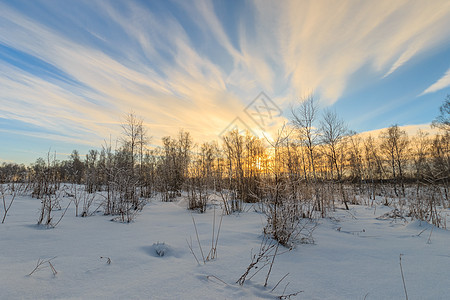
1 95 449 235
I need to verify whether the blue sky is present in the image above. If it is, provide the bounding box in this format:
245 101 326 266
1 0 450 164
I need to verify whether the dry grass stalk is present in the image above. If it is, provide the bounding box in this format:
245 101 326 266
399 254 408 300
28 257 57 276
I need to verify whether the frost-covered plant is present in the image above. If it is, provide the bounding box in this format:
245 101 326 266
1 184 16 224
237 235 279 286
186 175 209 213
103 165 142 223
153 242 170 257
187 209 223 264
68 184 97 217
37 186 70 228
408 185 446 229
236 234 303 300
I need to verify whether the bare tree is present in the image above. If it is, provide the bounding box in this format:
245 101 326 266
363 135 385 201
291 95 320 182
432 95 450 132
85 149 98 193
291 95 325 215
35 152 68 227
159 130 192 201
411 130 431 184
69 150 84 184
320 109 349 210
120 112 148 209
430 132 450 202
121 112 146 176
222 129 246 212
186 152 209 213
262 124 300 245
347 131 364 190
379 125 409 197
138 122 150 196
140 149 157 198
320 109 347 178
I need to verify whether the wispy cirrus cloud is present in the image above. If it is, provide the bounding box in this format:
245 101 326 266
0 1 245 146
420 68 450 96
1 0 450 160
255 0 450 104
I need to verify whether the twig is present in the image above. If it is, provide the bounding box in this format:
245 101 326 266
416 228 428 237
28 257 57 276
399 254 408 300
186 237 200 265
247 262 269 281
236 236 276 286
278 290 302 299
211 207 215 257
427 227 433 244
265 242 279 287
219 190 230 215
100 256 111 264
1 185 16 224
192 215 205 264
52 199 72 228
244 203 254 213
345 210 357 219
28 259 46 276
213 210 224 257
92 201 104 215
208 208 224 261
206 207 216 261
206 275 229 286
48 261 57 275
281 282 290 297
271 273 289 292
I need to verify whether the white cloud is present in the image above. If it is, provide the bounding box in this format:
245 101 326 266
252 0 450 104
420 68 450 96
0 2 249 146
1 0 450 155
358 123 440 139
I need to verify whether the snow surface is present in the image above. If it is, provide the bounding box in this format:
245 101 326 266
1 193 450 299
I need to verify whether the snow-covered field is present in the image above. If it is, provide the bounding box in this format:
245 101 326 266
1 193 450 299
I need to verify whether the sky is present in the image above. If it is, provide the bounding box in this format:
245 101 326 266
1 0 450 164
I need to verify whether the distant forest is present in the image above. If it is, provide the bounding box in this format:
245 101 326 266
1 95 449 241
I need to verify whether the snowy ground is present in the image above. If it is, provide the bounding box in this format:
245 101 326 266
1 193 450 299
